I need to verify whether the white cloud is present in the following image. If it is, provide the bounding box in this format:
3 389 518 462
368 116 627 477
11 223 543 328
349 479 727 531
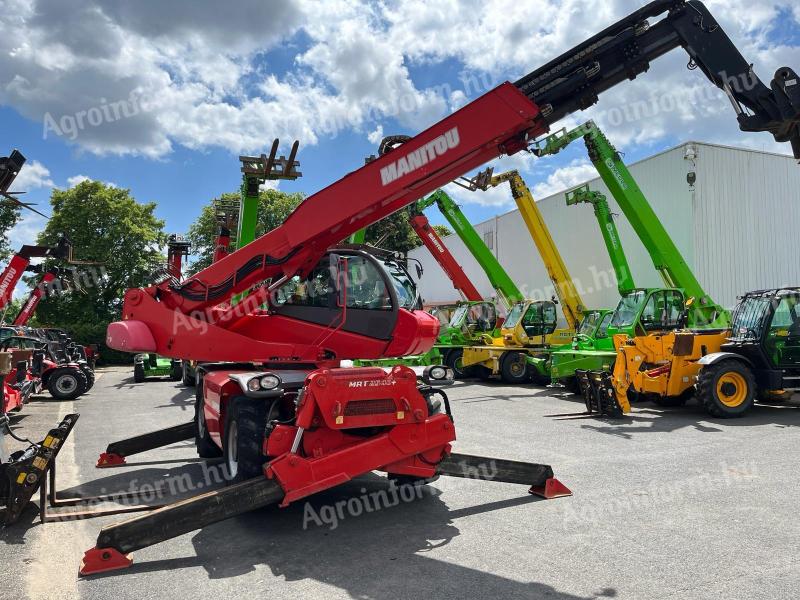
530 160 598 199
66 174 118 188
0 0 796 161
66 175 91 187
367 125 384 146
12 160 54 190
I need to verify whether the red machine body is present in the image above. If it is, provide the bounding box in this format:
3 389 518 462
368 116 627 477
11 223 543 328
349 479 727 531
0 238 70 313
108 83 544 364
12 268 58 326
409 214 482 302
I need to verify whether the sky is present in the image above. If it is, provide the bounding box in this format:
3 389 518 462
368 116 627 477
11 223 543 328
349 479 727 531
2 0 799 295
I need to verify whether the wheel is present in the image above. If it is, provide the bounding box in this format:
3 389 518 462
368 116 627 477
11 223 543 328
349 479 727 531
170 361 182 382
134 363 145 383
696 360 755 418
47 368 86 400
182 362 196 386
194 392 222 458
223 396 268 483
500 352 529 384
444 349 473 379
79 365 95 392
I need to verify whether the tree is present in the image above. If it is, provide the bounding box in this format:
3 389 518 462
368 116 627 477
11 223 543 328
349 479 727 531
186 189 305 274
0 203 21 261
30 181 165 345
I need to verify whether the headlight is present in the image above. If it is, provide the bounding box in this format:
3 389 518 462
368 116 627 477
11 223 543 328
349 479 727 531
429 366 447 380
247 378 261 392
422 365 455 386
260 374 280 390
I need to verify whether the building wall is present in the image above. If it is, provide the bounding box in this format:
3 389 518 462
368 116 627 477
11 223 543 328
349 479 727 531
410 142 800 318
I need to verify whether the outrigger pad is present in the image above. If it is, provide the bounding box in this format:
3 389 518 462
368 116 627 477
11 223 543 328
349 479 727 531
529 477 572 499
96 452 126 468
79 548 133 576
1 414 79 526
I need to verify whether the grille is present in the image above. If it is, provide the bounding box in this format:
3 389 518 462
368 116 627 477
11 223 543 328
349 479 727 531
343 398 396 416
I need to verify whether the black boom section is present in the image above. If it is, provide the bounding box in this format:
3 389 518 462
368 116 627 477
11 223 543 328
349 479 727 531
437 452 554 487
93 477 284 555
514 0 800 156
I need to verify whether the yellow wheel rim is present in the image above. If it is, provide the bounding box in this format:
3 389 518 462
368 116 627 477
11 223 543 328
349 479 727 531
716 372 748 407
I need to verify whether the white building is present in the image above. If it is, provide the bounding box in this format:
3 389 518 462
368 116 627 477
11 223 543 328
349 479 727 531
409 142 800 320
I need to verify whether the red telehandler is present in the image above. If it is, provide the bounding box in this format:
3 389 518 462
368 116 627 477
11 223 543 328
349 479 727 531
11 264 60 327
1 0 798 576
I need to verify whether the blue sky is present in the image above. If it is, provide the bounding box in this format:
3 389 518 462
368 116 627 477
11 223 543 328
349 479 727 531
2 0 798 281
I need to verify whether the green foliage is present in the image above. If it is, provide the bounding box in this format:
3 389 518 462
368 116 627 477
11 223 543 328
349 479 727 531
28 181 165 363
187 189 305 275
0 203 21 261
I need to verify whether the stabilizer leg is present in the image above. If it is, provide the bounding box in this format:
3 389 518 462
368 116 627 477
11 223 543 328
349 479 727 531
436 452 571 498
97 422 193 468
80 477 284 576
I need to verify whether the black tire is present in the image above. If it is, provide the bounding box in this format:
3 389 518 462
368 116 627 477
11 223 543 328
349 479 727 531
134 363 145 383
696 360 755 418
223 396 268 483
500 352 529 384
182 362 196 386
80 365 95 392
651 393 688 407
444 349 473 379
169 361 182 382
47 368 85 400
194 392 223 458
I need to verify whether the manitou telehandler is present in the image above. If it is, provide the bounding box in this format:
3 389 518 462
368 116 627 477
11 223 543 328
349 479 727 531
1 0 797 575
459 169 588 383
547 125 733 416
0 237 95 399
133 234 191 383
529 122 645 389
545 186 633 387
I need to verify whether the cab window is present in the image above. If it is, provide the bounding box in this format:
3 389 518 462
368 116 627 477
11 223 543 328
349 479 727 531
273 256 392 311
596 312 613 338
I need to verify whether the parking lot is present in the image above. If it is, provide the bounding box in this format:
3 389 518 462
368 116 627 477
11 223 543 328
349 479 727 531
2 366 799 599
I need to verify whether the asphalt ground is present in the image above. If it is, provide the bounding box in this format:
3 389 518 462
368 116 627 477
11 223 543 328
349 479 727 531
2 366 799 600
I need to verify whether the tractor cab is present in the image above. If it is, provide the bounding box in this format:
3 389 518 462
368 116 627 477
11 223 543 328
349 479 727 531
445 301 498 337
500 300 559 347
572 309 615 351
270 248 436 358
721 288 800 386
606 288 686 339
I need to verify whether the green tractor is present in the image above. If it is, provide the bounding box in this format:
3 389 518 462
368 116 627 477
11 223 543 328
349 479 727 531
133 354 183 383
695 288 800 416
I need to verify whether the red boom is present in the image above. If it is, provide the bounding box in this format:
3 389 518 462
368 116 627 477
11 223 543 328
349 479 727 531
410 214 482 302
109 83 547 361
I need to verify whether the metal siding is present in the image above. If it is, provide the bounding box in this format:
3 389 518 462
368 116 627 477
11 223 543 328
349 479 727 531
694 144 800 308
410 143 799 316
